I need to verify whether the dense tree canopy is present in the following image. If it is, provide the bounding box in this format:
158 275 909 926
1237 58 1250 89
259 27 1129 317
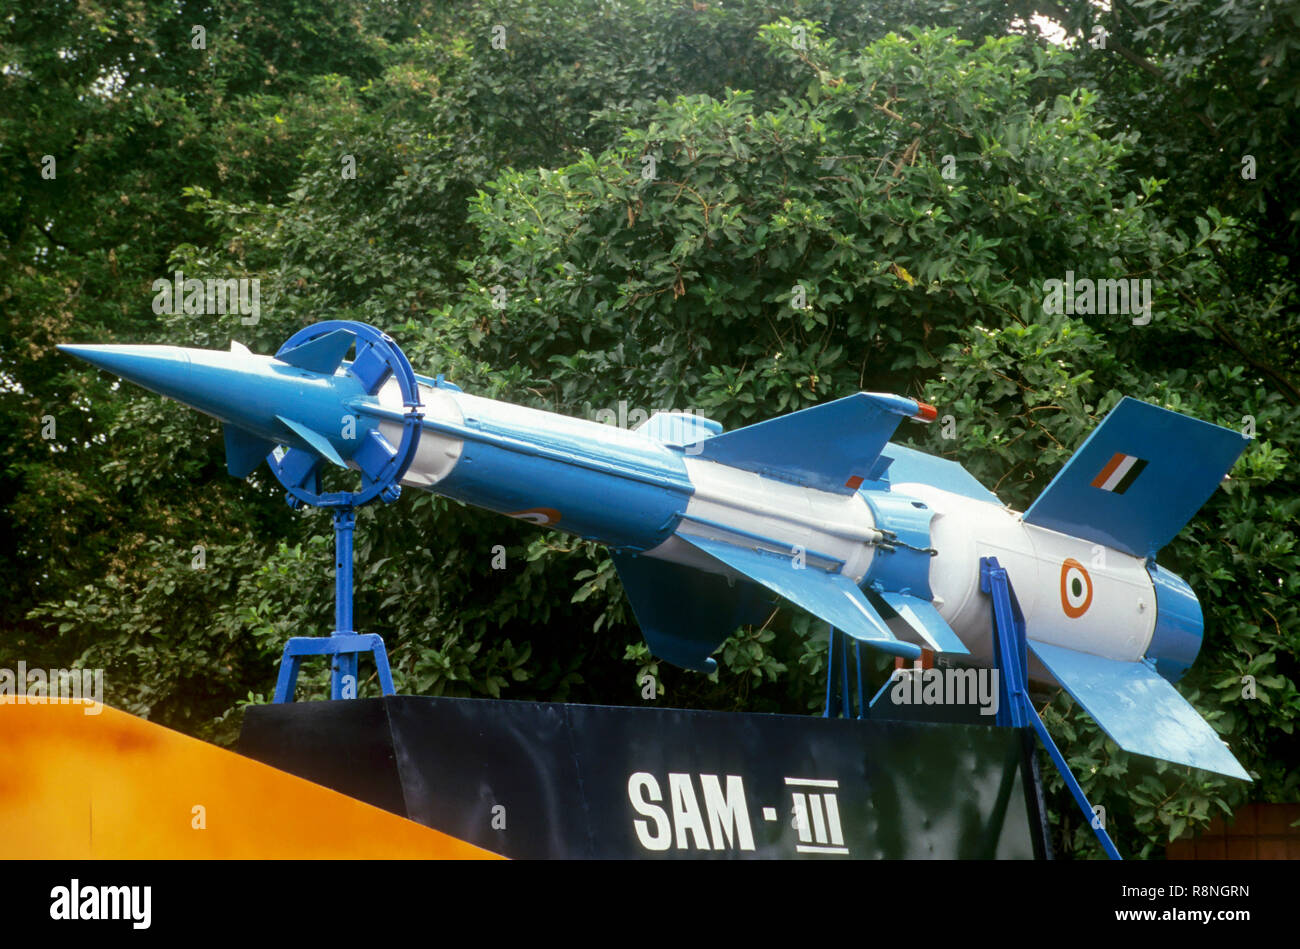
4 0 1297 858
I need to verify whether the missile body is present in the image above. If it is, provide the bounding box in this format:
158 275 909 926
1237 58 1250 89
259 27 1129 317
59 327 1250 778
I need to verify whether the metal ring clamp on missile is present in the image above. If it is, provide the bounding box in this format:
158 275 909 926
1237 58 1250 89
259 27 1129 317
269 321 424 703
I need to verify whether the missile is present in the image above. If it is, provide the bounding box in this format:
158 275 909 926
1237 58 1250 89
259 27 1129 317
58 324 1251 778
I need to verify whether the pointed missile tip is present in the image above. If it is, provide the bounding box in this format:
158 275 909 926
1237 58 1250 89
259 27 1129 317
56 343 126 373
56 343 104 364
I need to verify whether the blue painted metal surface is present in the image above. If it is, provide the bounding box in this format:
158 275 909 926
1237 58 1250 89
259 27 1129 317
823 626 869 719
610 551 772 673
433 405 692 550
277 414 347 468
269 320 424 509
877 591 969 655
1029 640 1250 780
824 627 837 717
55 341 380 459
223 423 274 478
876 442 1001 504
275 328 356 374
693 392 924 494
854 640 865 719
981 558 1030 731
1145 563 1204 683
676 513 845 571
636 411 723 447
332 508 357 698
980 557 1122 860
352 392 694 551
262 322 422 703
678 535 921 659
272 632 396 702
860 488 937 598
1021 397 1248 559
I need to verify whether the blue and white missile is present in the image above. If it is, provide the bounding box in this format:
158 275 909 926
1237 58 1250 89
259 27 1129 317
58 322 1251 778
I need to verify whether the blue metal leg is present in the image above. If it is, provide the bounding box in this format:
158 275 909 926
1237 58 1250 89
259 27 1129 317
823 626 836 718
271 504 398 704
854 640 865 720
273 649 300 704
980 556 1121 860
331 507 358 700
371 637 396 696
839 629 850 719
824 627 870 720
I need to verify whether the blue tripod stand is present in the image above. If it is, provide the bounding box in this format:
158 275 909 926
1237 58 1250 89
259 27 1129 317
266 321 424 703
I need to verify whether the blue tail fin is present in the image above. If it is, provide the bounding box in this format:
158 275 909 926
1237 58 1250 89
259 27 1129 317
1021 398 1248 559
1030 641 1249 780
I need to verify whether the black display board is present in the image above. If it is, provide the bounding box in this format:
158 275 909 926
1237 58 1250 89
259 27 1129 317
239 697 1050 859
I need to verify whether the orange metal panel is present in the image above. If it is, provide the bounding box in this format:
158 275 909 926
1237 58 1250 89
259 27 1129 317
0 701 501 859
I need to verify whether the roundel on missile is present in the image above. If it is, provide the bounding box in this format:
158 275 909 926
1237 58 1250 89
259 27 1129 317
508 508 562 526
1059 558 1093 618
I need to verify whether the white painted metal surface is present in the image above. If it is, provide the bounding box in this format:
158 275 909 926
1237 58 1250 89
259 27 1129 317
896 482 1157 665
645 457 881 582
375 380 465 488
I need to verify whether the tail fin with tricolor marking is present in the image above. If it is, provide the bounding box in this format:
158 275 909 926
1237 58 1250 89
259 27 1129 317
1021 398 1249 559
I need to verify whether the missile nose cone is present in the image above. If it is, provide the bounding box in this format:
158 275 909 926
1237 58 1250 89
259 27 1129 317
56 339 371 465
56 343 115 366
58 343 193 401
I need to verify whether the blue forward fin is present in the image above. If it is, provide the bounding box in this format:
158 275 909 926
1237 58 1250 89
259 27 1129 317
1030 641 1249 780
693 392 927 495
611 552 774 673
275 329 355 374
677 535 921 659
276 415 347 468
1022 398 1248 558
876 591 969 655
223 424 275 478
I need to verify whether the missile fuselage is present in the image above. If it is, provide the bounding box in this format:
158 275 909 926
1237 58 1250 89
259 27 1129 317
57 332 1250 778
58 341 1199 676
367 373 1194 677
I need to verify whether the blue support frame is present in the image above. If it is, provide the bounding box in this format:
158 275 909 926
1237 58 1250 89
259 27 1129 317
980 556 1121 860
822 561 1122 859
271 506 397 703
823 626 870 719
268 322 420 704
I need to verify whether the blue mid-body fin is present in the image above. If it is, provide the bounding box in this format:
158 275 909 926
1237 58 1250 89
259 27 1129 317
635 412 723 447
691 392 927 495
1030 641 1249 780
611 551 774 673
223 424 276 478
1021 397 1248 558
676 535 922 659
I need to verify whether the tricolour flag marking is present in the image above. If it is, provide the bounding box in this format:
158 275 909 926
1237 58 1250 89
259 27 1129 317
1090 452 1148 494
